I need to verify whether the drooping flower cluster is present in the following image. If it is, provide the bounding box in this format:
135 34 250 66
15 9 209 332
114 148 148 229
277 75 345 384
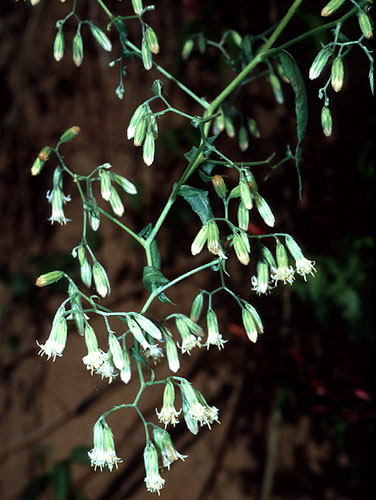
37 303 68 361
88 420 122 472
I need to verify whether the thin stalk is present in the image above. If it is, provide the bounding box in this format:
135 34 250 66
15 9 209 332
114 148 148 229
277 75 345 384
97 206 145 247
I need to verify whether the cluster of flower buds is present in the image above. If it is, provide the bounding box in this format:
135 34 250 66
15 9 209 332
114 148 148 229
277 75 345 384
88 420 122 472
53 20 111 66
212 108 261 153
268 72 284 104
127 103 158 166
97 163 137 217
191 220 226 259
72 245 111 298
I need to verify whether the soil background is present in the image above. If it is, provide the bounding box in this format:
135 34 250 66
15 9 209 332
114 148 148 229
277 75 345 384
0 1 373 500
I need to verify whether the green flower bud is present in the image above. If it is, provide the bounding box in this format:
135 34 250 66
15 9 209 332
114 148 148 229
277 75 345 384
190 292 204 322
73 30 84 67
59 126 80 144
331 56 344 92
247 118 260 138
214 107 225 133
143 129 155 166
191 224 208 256
134 114 147 146
228 184 240 199
211 174 227 198
132 313 162 340
181 38 194 60
38 146 52 162
54 28 65 62
230 29 242 47
141 38 153 71
233 233 250 266
358 10 373 39
238 125 249 152
268 73 284 104
309 47 331 80
132 0 143 15
260 244 276 269
253 192 275 227
120 348 132 384
68 283 85 335
152 79 164 96
93 261 111 298
108 333 124 371
80 258 92 288
321 106 332 137
369 67 374 95
35 270 64 287
224 115 235 138
244 302 264 334
127 103 146 140
31 147 50 175
109 186 124 217
237 201 249 230
276 241 289 268
206 220 224 258
242 309 258 343
99 169 112 201
321 0 346 17
145 25 159 55
239 179 253 210
111 172 137 195
77 246 85 266
127 317 148 349
90 24 112 52
197 32 206 54
165 334 180 373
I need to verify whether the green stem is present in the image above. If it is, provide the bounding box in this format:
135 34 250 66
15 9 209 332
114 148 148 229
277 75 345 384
97 207 145 247
141 258 221 313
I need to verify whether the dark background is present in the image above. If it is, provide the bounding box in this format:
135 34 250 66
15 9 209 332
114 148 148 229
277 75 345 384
0 1 373 499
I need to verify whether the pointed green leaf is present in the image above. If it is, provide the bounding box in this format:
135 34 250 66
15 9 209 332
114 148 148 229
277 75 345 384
178 184 214 224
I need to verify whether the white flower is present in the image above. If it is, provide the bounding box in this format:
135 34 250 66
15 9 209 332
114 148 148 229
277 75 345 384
47 189 71 225
295 257 316 280
83 349 107 374
271 264 295 285
144 343 164 362
89 421 122 472
145 471 165 495
178 332 202 354
95 354 118 383
37 338 65 361
205 328 227 350
251 275 273 295
156 404 181 427
37 306 67 361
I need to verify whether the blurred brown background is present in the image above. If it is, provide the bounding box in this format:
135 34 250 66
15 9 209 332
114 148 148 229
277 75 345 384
0 1 373 499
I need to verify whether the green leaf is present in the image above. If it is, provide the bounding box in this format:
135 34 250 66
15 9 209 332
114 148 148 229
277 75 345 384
51 461 71 500
142 266 172 304
178 184 214 224
278 50 308 198
129 345 149 366
138 224 161 269
198 162 216 183
184 145 200 162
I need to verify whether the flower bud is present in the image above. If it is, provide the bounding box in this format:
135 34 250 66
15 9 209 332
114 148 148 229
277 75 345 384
230 29 242 47
233 233 250 266
244 302 264 334
253 192 275 227
145 25 159 54
197 32 206 54
214 107 225 133
120 348 132 384
152 79 164 96
77 246 85 266
132 0 143 15
127 317 149 349
321 106 332 137
239 179 253 210
108 333 124 371
238 125 249 152
141 38 153 70
358 10 373 39
153 427 187 469
90 24 112 52
181 38 194 60
99 169 112 201
331 57 344 92
369 67 374 95
321 0 346 17
111 172 137 195
134 115 147 146
269 73 284 104
93 261 111 297
191 224 208 255
242 309 258 343
224 115 235 138
81 258 92 288
73 30 84 67
143 130 155 166
247 118 260 138
59 126 80 144
260 244 276 269
190 292 204 322
237 201 249 230
31 147 50 175
127 104 146 140
132 313 162 340
212 174 227 198
309 47 331 80
35 270 64 287
165 334 180 373
54 28 65 62
206 220 223 257
109 186 124 217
